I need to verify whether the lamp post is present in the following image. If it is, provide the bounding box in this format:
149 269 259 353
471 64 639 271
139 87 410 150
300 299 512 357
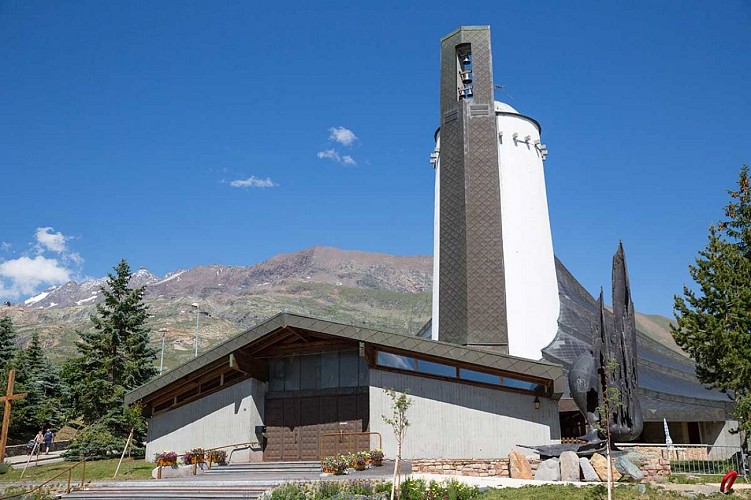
191 303 200 358
158 328 168 375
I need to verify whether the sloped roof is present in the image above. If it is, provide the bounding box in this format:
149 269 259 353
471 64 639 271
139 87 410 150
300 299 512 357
543 257 734 421
126 312 564 405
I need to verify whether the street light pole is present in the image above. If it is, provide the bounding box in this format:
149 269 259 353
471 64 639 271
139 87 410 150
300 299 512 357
158 328 168 375
192 303 200 358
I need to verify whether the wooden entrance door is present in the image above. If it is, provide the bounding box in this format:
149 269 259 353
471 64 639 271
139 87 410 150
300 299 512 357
264 393 368 461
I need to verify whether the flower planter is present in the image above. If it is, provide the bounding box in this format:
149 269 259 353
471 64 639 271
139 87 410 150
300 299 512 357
157 458 177 467
372 458 383 467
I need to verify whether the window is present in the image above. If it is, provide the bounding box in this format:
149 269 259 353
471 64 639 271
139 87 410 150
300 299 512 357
377 352 415 371
416 359 456 377
268 350 367 393
374 349 546 395
459 368 499 385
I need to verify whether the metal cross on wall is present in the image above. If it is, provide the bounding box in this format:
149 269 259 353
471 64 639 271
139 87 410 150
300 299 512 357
0 370 27 463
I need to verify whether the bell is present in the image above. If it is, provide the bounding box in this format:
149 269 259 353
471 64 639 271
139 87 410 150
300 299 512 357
465 86 473 98
461 70 472 84
458 88 466 99
461 55 471 66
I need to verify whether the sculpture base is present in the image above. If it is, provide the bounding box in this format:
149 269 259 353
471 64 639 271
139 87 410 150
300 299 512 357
517 440 607 459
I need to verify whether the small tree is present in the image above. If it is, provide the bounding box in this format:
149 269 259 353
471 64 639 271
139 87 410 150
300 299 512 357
595 358 622 500
382 388 412 500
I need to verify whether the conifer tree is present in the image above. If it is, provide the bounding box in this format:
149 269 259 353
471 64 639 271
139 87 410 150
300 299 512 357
11 332 68 437
0 316 17 373
672 165 751 449
64 259 157 434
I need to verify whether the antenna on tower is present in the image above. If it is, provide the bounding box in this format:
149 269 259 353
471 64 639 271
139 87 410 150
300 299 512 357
494 84 514 101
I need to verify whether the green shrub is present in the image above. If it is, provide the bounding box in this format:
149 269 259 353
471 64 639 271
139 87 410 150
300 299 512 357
0 463 11 475
401 478 480 500
63 423 126 461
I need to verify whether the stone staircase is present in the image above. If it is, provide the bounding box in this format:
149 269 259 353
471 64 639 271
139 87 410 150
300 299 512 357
63 484 270 499
203 461 321 476
61 462 323 499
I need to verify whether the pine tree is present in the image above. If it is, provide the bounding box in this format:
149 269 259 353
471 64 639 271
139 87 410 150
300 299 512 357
64 259 157 434
672 165 751 449
0 316 17 373
10 331 68 439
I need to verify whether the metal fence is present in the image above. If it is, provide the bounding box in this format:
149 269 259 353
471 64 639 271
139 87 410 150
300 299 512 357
617 443 748 482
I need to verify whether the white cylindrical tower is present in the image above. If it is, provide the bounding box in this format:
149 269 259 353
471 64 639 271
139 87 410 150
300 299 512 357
495 101 559 359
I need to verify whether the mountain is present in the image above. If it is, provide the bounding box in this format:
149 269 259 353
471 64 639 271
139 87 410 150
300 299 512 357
2 245 681 372
5 246 434 370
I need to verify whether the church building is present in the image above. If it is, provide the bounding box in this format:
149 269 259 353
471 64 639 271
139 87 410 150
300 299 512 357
126 26 739 463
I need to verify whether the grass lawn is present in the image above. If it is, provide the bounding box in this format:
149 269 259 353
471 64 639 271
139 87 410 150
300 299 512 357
476 484 751 500
0 458 155 483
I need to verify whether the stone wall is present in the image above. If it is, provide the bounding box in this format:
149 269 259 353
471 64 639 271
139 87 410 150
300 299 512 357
412 458 540 477
627 446 672 482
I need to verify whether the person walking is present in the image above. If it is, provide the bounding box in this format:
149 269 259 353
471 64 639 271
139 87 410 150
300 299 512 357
43 428 54 454
33 430 43 456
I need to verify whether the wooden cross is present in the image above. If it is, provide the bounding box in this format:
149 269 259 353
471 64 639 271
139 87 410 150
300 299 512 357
0 370 27 463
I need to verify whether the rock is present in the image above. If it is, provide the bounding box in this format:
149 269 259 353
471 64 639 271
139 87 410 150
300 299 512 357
508 450 533 479
152 464 204 479
614 455 644 481
579 457 599 482
590 453 621 482
534 458 560 481
559 451 580 481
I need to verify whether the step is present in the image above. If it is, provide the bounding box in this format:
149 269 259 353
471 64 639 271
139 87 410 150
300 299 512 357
63 486 268 499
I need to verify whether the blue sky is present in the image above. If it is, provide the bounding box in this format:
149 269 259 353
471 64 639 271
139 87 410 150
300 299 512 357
1 1 749 316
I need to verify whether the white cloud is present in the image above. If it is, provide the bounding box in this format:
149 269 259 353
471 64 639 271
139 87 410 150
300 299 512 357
0 227 84 301
0 256 71 298
0 242 11 252
317 149 357 166
35 227 68 253
328 126 357 147
229 176 278 188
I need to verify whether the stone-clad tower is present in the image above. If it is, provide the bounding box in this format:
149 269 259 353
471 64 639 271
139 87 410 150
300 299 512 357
434 26 508 352
431 26 559 360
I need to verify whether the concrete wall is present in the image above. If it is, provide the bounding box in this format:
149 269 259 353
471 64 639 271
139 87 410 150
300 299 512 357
146 378 267 463
495 102 559 361
369 369 560 460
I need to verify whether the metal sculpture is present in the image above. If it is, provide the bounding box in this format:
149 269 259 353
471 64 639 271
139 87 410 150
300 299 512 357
569 242 643 443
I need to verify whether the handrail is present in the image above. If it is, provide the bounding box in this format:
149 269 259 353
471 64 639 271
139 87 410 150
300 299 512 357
204 441 261 470
155 440 261 477
0 457 87 499
319 431 382 463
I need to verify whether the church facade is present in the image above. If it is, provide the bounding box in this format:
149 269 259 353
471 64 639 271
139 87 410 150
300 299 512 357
125 313 563 461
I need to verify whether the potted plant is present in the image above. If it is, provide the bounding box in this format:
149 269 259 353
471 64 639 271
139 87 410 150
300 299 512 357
182 448 206 465
154 451 178 467
352 451 368 471
369 449 384 466
332 455 349 475
208 449 227 465
321 456 335 474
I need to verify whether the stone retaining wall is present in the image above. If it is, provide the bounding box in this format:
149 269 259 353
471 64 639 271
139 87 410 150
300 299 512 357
412 458 540 478
625 446 672 482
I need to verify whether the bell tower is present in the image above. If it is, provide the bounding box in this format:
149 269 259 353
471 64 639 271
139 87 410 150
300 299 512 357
434 26 508 352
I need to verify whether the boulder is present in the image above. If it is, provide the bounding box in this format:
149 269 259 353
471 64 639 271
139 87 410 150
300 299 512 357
534 458 560 481
614 455 644 481
508 450 533 479
579 457 599 482
590 453 621 482
152 464 204 479
559 451 580 482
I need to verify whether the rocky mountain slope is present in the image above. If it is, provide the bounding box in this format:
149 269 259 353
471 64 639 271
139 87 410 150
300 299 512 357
7 246 434 370
3 245 681 372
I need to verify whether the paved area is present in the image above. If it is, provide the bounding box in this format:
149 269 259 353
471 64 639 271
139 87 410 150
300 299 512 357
6 450 65 469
